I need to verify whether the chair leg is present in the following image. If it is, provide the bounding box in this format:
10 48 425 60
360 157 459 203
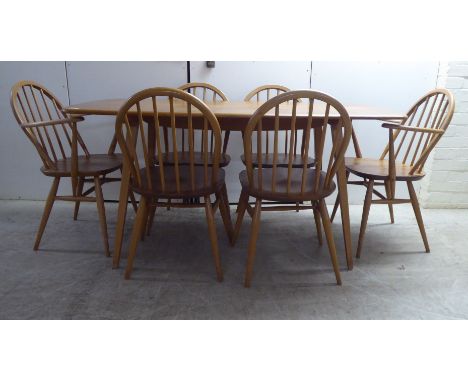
217 184 234 246
94 176 110 257
244 198 262 288
129 190 138 213
312 201 323 246
233 189 249 245
34 177 60 250
407 181 430 253
124 196 148 279
120 167 138 213
384 180 395 224
222 130 231 155
204 195 223 282
356 179 374 259
73 177 85 220
330 170 349 222
319 199 342 285
146 198 158 236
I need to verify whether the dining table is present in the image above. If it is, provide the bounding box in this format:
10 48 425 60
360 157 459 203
65 98 406 272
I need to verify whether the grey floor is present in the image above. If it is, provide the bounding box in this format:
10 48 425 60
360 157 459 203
0 199 467 319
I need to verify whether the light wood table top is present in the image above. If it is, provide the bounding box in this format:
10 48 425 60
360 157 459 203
65 99 406 121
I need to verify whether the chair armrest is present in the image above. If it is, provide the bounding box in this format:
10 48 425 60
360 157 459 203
381 122 444 134
67 115 85 122
21 116 83 129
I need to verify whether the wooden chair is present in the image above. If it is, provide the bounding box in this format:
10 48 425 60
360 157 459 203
234 90 353 287
115 87 234 281
239 85 315 214
159 82 231 168
241 85 314 169
149 82 230 226
10 80 124 256
330 89 455 258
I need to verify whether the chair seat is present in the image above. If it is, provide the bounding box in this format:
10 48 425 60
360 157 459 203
345 157 425 181
132 165 226 198
41 154 123 177
239 168 335 202
158 152 231 168
241 153 315 168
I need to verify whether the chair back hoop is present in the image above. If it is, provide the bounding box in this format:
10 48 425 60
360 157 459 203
115 87 222 195
178 82 229 102
10 80 90 172
380 88 455 176
243 90 352 196
244 85 291 102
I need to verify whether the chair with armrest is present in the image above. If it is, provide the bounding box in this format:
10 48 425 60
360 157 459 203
10 80 125 256
330 89 455 257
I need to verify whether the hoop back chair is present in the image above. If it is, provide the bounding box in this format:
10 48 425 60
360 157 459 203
234 90 353 287
244 84 291 102
330 89 455 258
159 82 231 167
241 85 314 169
10 80 123 256
239 85 315 214
114 87 233 280
150 82 229 226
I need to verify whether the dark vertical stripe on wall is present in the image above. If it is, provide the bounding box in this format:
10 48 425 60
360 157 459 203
64 61 71 105
309 61 313 88
187 61 191 83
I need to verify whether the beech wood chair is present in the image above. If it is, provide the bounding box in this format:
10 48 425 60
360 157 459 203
233 90 353 287
239 85 315 214
10 80 124 256
241 85 314 169
115 87 234 281
159 82 231 167
330 89 455 258
155 83 231 215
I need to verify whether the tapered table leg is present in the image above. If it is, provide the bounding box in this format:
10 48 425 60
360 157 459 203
337 162 353 270
332 120 353 270
112 162 130 269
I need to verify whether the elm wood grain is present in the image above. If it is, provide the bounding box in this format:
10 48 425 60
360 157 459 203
10 80 123 256
331 89 455 258
238 168 335 201
66 97 403 271
234 90 352 287
241 153 315 168
40 154 122 177
134 166 226 198
114 87 233 280
156 152 231 168
65 99 404 121
345 158 426 181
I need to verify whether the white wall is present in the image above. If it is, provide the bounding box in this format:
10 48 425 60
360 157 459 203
1 61 440 204
420 61 468 208
0 62 69 199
